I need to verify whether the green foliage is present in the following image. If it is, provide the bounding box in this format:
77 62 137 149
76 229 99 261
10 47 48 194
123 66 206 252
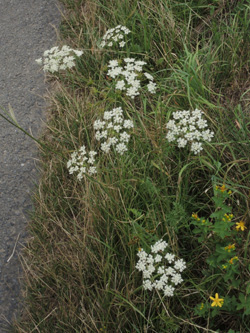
191 185 248 320
237 293 250 315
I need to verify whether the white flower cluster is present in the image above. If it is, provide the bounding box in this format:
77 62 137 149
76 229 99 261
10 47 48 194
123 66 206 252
94 107 134 155
107 58 157 98
35 45 83 73
67 145 97 180
136 239 186 297
165 109 214 154
100 25 131 48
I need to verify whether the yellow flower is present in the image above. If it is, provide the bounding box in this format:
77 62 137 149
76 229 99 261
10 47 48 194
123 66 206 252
210 293 224 307
224 244 235 252
220 184 226 192
222 264 228 269
200 303 204 310
235 221 247 231
216 184 231 194
229 256 238 264
192 213 200 221
224 214 233 221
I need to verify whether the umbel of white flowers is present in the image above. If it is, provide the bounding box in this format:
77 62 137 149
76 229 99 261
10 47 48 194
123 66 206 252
36 45 83 73
67 146 97 181
100 25 131 48
136 239 186 297
94 106 134 155
166 109 214 154
107 58 157 99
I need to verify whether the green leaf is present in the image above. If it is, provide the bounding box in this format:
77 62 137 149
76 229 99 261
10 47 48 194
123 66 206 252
246 281 250 295
127 208 143 219
156 57 165 66
236 293 250 313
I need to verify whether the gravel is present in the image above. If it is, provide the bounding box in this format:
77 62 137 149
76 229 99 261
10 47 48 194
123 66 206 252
0 1 61 330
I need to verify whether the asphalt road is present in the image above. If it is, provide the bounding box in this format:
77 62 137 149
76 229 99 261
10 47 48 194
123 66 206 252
0 1 60 330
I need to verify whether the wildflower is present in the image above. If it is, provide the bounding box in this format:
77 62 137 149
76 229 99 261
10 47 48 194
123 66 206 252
115 80 126 90
216 184 232 194
144 72 154 81
224 244 235 252
171 273 183 285
136 239 186 297
94 107 133 155
135 261 146 272
166 109 214 154
124 58 135 63
163 285 175 297
123 119 134 129
154 254 162 263
151 239 168 253
165 253 175 263
224 213 233 221
116 142 128 155
36 45 83 73
190 141 203 154
153 278 167 290
108 60 119 68
174 259 186 272
143 279 153 291
106 58 156 98
220 184 226 192
177 137 187 148
147 81 157 93
165 267 176 276
192 213 200 221
210 293 224 307
157 266 165 274
200 303 204 310
67 146 97 180
235 221 247 231
100 25 131 49
229 256 238 265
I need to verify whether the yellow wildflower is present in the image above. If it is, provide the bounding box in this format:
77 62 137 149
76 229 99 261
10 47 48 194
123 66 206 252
216 184 231 194
200 303 204 310
192 213 200 221
224 244 235 252
222 264 228 269
210 293 224 307
224 214 233 221
229 256 238 264
220 184 226 192
235 221 247 231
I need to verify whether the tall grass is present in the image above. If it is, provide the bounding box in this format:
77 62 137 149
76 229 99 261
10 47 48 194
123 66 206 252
12 0 250 332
